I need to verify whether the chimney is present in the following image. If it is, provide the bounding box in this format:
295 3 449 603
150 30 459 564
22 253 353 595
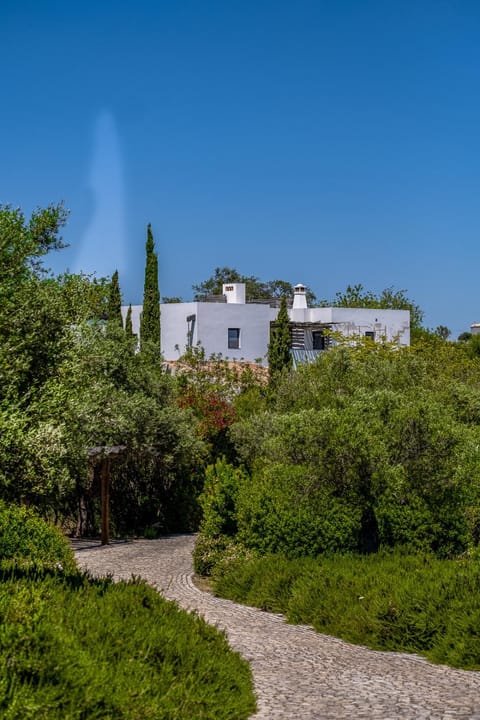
222 283 246 304
293 283 307 310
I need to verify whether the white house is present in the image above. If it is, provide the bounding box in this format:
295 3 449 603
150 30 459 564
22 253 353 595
122 283 410 365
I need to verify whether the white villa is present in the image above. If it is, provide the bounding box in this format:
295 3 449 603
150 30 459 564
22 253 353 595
122 283 410 365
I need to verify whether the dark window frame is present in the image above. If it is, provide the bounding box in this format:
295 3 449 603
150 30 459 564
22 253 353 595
228 327 240 349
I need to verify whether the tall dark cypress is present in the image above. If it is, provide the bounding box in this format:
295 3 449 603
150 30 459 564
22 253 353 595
267 295 292 384
140 223 160 354
107 269 123 331
125 303 133 338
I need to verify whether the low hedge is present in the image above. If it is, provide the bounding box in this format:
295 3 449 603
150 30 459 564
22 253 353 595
209 547 480 670
0 504 256 719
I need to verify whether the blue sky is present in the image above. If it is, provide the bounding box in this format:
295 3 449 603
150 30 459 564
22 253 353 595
1 1 479 337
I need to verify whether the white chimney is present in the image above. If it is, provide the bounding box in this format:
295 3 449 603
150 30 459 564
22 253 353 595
293 283 307 310
222 283 246 304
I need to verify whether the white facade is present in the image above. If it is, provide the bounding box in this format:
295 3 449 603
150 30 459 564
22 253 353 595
122 283 410 364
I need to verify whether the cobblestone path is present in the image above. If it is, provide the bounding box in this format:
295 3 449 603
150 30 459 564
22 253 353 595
73 535 480 720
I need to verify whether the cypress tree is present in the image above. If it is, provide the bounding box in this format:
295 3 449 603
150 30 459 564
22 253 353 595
125 303 133 338
267 295 292 384
107 269 123 331
140 223 161 354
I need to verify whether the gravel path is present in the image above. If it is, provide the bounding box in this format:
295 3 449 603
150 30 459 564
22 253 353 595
73 535 480 720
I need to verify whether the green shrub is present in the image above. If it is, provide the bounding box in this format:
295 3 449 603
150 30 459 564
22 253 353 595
199 458 247 539
0 503 255 718
193 534 230 576
211 550 480 670
0 572 256 719
193 535 253 577
0 501 76 573
235 463 363 557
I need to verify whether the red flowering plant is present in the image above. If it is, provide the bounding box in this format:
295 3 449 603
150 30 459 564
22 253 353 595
174 346 266 456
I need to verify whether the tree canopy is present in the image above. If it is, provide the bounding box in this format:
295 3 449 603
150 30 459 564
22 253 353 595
331 283 424 330
192 266 317 305
0 204 206 534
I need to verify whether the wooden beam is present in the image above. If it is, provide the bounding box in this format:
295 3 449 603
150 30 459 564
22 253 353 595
100 457 111 545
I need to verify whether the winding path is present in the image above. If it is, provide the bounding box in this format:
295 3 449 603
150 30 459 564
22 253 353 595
73 535 480 720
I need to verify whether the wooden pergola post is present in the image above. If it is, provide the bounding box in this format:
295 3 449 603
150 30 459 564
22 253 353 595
87 445 126 546
100 456 111 545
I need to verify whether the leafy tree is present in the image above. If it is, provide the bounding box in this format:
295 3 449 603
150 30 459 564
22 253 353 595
0 203 73 402
107 269 123 330
192 266 317 305
0 204 207 532
435 325 451 340
458 332 472 342
267 295 292 385
140 224 160 355
332 283 424 330
25 321 205 530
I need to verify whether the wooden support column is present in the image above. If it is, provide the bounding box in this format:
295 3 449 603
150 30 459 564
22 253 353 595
101 456 111 545
87 445 126 545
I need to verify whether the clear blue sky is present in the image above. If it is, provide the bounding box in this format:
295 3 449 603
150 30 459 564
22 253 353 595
1 0 479 337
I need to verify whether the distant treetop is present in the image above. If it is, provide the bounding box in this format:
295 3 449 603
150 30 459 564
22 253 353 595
192 267 317 305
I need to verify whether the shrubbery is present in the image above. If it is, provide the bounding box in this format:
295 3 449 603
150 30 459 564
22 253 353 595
197 343 480 561
209 550 480 670
0 500 76 572
0 504 256 719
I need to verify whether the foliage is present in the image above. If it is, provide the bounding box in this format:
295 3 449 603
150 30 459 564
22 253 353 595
267 295 292 387
468 334 480 358
221 342 480 558
30 322 205 532
140 223 160 355
107 269 123 331
0 202 207 534
0 202 67 287
331 283 424 329
176 346 266 460
124 303 134 341
435 324 451 340
0 501 76 573
192 266 317 304
198 458 247 538
0 509 255 719
210 550 480 670
0 573 256 719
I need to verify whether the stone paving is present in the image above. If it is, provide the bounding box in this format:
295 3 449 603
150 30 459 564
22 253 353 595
73 535 480 720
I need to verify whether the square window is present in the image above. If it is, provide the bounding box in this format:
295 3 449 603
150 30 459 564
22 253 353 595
365 331 375 340
228 328 240 349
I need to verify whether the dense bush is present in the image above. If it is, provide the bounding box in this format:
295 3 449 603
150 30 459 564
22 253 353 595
0 501 76 572
0 573 256 719
219 343 480 558
0 505 256 719
210 550 480 670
